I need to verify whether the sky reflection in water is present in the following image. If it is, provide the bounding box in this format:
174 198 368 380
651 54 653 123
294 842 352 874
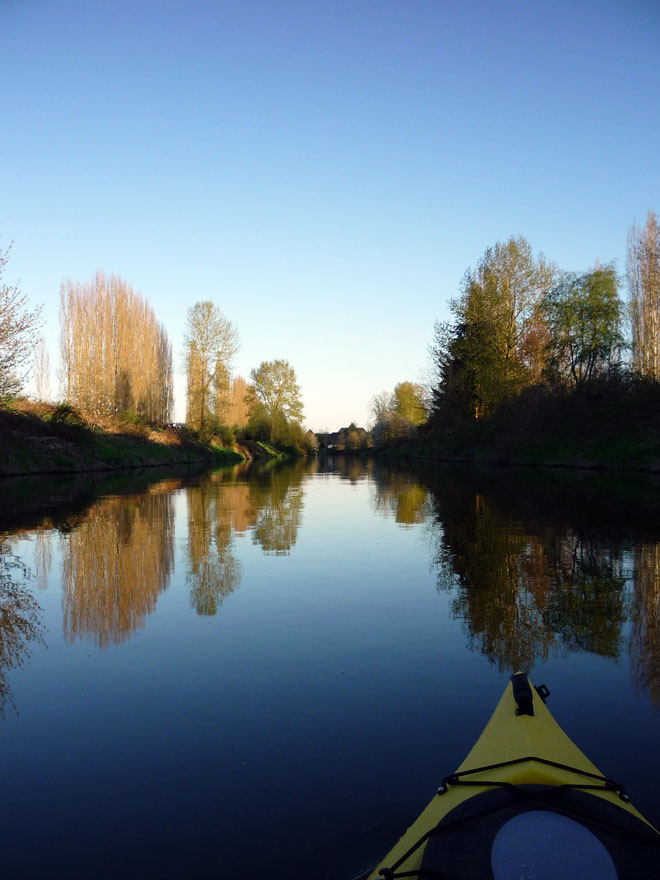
1 458 660 879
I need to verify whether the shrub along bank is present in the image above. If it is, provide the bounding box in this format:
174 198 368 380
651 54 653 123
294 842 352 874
377 379 660 473
0 400 296 476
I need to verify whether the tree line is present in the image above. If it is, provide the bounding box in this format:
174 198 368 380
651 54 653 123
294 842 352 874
2 210 657 449
0 250 311 452
370 211 660 442
182 300 311 451
431 213 660 428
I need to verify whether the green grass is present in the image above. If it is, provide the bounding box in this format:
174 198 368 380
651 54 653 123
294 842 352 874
0 400 250 475
91 435 132 460
208 442 244 462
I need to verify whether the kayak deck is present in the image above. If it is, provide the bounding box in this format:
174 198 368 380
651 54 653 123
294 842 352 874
366 675 659 879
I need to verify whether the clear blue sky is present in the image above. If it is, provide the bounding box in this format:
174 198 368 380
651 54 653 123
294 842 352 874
2 0 659 430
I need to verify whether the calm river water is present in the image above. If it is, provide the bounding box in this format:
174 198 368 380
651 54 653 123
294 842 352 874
2 457 660 878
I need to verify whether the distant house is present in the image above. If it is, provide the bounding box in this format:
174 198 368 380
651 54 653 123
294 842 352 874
317 425 370 451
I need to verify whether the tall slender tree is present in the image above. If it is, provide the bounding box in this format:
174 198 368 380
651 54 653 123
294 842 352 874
59 272 173 422
627 211 660 379
222 375 251 428
183 301 239 435
33 337 50 402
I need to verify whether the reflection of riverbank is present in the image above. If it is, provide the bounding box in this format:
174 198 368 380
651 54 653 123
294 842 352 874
327 456 660 708
0 465 208 532
2 461 317 657
8 456 660 712
185 461 311 613
420 465 660 705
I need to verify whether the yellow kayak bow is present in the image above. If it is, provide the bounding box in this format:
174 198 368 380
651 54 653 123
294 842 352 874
365 675 660 880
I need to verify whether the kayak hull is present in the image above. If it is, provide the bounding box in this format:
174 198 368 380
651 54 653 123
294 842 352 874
365 676 659 879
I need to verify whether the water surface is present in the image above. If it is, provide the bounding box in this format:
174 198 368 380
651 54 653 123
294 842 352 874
2 458 660 878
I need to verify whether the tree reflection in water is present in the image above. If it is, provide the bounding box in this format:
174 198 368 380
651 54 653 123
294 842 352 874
432 494 628 672
33 529 53 591
184 461 309 613
185 474 243 616
250 463 306 556
422 468 660 702
4 458 660 716
0 539 44 718
371 465 430 526
630 543 660 706
61 484 175 646
360 459 660 708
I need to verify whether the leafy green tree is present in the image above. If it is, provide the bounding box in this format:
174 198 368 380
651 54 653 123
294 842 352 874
542 264 625 388
430 237 555 424
249 359 303 442
369 382 425 446
184 301 239 436
392 381 427 426
470 236 556 364
431 310 516 423
245 400 272 442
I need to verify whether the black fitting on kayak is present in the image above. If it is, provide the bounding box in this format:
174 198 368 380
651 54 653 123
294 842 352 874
511 673 534 716
535 683 551 703
437 774 459 794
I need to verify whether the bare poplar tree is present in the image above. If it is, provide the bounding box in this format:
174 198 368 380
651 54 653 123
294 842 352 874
224 375 251 428
0 244 42 397
33 336 50 401
627 211 660 378
183 301 239 434
156 325 174 426
58 280 74 401
59 272 173 423
370 390 394 426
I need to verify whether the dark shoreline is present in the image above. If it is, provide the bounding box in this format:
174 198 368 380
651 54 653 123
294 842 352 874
0 404 299 478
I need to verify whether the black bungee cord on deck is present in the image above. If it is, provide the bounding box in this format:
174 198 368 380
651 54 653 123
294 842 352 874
370 677 660 879
375 762 660 880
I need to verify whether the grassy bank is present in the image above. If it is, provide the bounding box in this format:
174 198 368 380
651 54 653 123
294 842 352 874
377 381 660 472
0 400 256 476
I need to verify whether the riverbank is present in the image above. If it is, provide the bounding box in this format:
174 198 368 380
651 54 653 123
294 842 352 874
377 382 660 473
0 401 291 476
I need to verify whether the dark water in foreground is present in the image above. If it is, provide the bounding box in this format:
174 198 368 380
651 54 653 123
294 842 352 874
1 457 660 878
